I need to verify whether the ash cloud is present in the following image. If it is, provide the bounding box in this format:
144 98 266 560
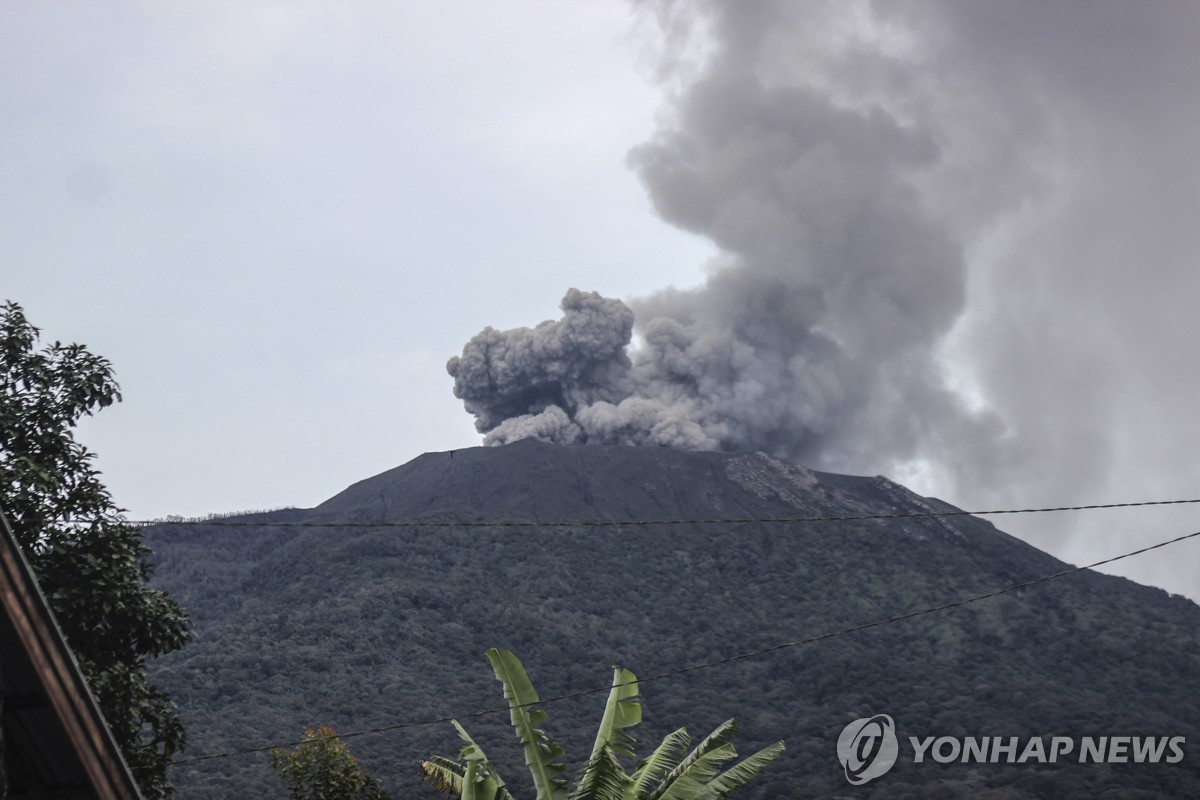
449 0 997 477
446 288 634 446
450 0 1200 601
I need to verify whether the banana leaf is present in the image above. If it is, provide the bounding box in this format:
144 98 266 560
421 756 467 797
568 744 632 800
654 743 737 800
695 741 785 799
647 720 737 800
588 666 641 761
487 648 569 800
627 728 691 800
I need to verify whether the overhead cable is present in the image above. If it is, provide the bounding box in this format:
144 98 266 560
82 496 1200 530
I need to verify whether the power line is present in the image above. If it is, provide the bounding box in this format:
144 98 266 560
170 526 1200 766
99 496 1200 530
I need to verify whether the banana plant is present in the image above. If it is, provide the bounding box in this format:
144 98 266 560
419 649 784 800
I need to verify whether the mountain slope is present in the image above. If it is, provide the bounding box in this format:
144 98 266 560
147 441 1200 798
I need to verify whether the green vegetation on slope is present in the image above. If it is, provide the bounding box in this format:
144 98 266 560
148 442 1200 799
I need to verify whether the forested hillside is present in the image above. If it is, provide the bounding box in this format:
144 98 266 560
147 441 1200 798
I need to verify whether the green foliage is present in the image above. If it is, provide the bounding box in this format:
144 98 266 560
0 300 192 797
486 648 570 800
270 727 390 800
420 649 783 800
421 721 518 800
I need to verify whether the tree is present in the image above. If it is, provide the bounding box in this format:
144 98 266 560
269 727 391 800
420 649 784 800
0 301 192 797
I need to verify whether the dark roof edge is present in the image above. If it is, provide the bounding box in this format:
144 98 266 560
0 509 145 800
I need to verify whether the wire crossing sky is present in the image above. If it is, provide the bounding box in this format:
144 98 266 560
4 1 1200 601
89 495 1200 529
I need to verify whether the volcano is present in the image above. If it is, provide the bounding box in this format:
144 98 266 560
148 441 1200 798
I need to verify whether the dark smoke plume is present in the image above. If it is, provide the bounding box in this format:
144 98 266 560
447 289 635 447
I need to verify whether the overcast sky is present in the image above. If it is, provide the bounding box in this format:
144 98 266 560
4 1 1199 602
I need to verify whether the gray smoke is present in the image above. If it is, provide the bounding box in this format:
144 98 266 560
449 0 998 479
450 0 1200 602
446 288 634 447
